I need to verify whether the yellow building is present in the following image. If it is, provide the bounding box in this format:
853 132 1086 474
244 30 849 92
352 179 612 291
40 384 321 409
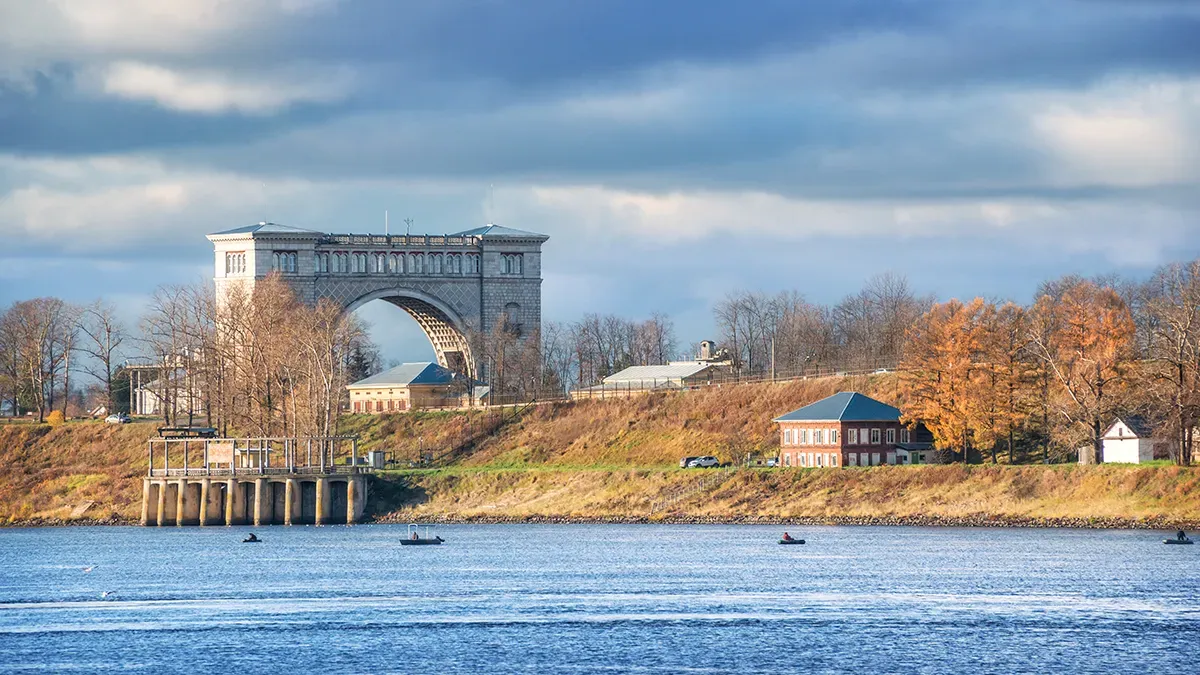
347 362 481 413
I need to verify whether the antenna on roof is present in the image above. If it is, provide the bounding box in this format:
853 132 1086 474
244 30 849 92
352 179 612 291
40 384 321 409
404 217 413 237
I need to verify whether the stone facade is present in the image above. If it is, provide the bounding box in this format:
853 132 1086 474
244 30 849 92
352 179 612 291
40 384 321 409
207 223 547 379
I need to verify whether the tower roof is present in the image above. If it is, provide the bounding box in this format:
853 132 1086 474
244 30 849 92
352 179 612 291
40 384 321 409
207 222 323 237
450 224 548 240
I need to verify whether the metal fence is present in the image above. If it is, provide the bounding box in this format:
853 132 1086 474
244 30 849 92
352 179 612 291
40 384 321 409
146 435 370 478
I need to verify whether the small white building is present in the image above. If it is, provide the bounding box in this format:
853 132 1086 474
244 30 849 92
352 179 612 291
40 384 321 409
1101 416 1160 464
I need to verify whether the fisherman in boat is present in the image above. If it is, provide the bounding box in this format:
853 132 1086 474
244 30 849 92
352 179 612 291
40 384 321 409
411 531 420 541
1178 530 1188 542
782 532 794 542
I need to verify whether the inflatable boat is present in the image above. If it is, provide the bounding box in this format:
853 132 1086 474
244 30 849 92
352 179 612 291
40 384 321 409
401 536 445 546
778 539 805 545
1164 538 1194 545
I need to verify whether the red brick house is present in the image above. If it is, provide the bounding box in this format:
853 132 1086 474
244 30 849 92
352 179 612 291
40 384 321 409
773 392 932 468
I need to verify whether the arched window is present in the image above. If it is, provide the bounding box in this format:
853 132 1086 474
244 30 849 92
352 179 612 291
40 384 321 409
408 253 424 274
333 252 349 273
430 254 443 275
446 253 462 274
389 253 403 274
503 302 521 335
315 252 330 273
373 253 387 274
353 253 368 273
501 253 523 275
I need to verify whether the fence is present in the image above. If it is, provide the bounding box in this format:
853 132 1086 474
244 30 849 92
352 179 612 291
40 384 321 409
650 468 735 514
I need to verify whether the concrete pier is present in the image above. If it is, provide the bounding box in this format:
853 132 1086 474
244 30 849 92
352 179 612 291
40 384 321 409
141 475 367 527
143 434 370 527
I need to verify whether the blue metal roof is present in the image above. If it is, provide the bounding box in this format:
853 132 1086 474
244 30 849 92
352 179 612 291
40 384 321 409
450 224 548 239
347 362 461 388
773 392 902 422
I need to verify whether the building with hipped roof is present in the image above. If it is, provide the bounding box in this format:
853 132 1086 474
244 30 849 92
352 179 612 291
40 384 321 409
346 362 486 413
773 392 933 468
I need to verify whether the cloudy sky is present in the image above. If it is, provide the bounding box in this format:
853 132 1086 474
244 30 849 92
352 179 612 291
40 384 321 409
2 0 1199 363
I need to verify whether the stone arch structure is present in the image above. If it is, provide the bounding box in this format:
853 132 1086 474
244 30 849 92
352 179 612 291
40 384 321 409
342 287 475 375
207 223 547 380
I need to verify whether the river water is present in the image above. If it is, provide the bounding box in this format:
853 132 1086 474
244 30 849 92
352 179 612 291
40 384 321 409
0 524 1197 674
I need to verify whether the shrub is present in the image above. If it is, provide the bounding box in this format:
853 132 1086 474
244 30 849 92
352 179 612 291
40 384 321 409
45 410 65 427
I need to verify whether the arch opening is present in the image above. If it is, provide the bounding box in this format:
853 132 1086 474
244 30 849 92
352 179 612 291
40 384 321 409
343 289 476 379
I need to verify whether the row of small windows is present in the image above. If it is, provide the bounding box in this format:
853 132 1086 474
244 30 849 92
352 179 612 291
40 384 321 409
501 253 523 275
783 427 909 446
272 251 297 274
225 252 247 275
314 252 486 276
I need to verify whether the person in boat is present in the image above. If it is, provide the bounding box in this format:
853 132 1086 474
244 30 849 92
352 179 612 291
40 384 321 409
411 531 420 540
1178 530 1188 542
782 532 794 542
244 533 259 542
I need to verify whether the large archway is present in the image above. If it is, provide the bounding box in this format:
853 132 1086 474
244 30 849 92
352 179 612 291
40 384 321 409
344 288 476 377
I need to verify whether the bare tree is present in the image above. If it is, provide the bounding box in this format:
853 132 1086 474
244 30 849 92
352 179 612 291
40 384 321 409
78 301 127 415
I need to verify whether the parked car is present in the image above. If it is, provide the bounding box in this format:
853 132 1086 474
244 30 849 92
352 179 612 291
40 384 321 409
680 456 698 468
686 456 720 468
105 413 131 424
766 458 778 467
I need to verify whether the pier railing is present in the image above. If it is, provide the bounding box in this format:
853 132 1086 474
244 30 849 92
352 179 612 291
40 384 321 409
147 435 373 478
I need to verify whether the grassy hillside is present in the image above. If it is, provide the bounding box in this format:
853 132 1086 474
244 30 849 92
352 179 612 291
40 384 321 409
369 464 1200 527
4 374 1200 527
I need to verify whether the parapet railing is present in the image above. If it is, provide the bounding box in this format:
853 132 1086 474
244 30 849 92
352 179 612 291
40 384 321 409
318 234 478 247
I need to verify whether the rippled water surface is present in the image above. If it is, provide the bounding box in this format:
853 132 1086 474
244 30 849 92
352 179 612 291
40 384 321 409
1 524 1198 673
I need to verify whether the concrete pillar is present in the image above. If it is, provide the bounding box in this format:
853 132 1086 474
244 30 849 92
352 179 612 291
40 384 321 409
176 480 187 526
253 478 270 526
199 479 211 526
345 479 358 524
284 478 299 526
140 479 152 526
315 478 331 526
156 481 168 526
225 479 238 526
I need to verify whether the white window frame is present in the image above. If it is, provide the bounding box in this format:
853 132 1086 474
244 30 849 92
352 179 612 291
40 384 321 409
848 453 857 466
848 429 858 445
871 428 881 445
900 428 910 444
831 429 839 445
887 428 896 444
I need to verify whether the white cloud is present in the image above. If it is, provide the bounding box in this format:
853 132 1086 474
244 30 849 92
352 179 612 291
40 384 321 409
97 61 355 114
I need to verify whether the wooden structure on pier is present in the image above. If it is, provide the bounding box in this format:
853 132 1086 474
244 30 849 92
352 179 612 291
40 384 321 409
141 435 372 527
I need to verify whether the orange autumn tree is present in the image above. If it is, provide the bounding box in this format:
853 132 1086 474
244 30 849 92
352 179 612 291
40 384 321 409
977 302 1034 463
900 298 992 459
1028 280 1135 462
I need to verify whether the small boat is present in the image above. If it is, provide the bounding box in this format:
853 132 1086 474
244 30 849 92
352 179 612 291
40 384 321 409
1164 538 1194 545
778 538 805 545
401 523 444 546
242 538 261 543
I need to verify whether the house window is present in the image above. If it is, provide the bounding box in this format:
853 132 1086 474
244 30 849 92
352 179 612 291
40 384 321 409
900 429 910 444
272 251 297 274
871 429 881 444
887 428 896 444
872 452 880 465
353 401 361 413
830 454 838 467
799 453 806 467
784 453 791 467
848 429 858 445
502 253 523 275
887 452 896 465
848 453 857 466
831 430 839 445
225 252 246 275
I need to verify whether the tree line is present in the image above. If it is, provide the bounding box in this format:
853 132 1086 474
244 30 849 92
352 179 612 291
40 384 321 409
0 276 373 437
900 264 1200 465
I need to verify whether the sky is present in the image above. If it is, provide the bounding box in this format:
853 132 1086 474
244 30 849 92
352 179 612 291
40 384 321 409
1 0 1199 364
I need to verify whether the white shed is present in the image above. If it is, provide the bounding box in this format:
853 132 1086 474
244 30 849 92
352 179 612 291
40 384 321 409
1101 417 1158 464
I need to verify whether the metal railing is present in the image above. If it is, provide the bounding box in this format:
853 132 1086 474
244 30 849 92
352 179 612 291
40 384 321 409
146 435 369 478
650 468 735 514
319 234 478 247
